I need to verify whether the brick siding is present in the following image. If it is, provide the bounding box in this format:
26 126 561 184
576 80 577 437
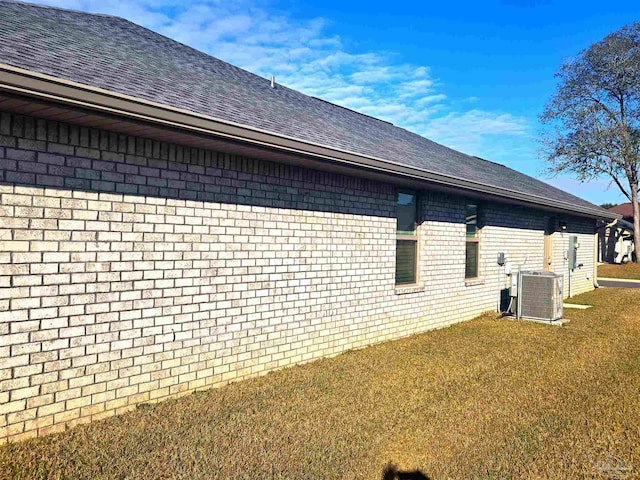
0 111 597 442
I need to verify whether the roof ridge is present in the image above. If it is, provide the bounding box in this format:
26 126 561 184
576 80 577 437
473 155 507 168
3 0 279 90
0 1 440 132
311 96 394 126
98 13 278 90
0 0 116 18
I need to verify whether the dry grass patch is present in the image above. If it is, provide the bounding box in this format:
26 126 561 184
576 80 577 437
598 262 640 280
2 288 640 479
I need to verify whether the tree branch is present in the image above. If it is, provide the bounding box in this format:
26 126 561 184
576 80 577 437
589 96 623 129
610 172 632 200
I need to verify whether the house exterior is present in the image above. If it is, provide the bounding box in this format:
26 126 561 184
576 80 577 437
0 1 616 443
608 202 636 222
598 204 635 263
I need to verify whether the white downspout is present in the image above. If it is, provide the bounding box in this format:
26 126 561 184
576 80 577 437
593 229 600 289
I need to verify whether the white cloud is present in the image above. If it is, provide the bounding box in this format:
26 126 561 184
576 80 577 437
422 110 528 155
398 79 435 97
415 94 448 106
34 0 529 160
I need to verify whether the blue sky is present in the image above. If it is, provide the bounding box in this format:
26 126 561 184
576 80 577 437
34 0 640 205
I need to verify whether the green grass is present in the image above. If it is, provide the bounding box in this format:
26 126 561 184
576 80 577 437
2 288 640 479
598 262 640 280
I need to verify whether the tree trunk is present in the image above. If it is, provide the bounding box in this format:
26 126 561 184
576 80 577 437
632 183 640 263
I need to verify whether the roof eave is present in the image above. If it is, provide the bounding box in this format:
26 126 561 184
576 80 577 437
0 63 617 221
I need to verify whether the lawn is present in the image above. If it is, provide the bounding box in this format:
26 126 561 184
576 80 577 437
598 262 640 280
2 288 640 480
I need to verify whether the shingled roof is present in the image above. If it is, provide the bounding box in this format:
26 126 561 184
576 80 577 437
608 203 635 218
0 0 613 218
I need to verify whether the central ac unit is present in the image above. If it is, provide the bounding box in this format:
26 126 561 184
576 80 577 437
517 270 564 322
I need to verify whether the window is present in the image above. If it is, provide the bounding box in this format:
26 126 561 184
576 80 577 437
465 202 480 278
396 191 418 285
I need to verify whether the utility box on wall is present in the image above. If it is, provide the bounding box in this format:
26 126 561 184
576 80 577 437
567 235 579 270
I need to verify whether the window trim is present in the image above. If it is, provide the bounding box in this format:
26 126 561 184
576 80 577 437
465 236 481 280
395 190 419 286
465 202 481 280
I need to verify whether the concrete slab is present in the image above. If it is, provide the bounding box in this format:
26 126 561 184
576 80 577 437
599 277 640 284
599 279 640 288
563 303 592 310
507 317 567 326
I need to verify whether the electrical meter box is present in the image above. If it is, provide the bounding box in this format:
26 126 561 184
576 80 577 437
510 273 519 297
568 235 579 270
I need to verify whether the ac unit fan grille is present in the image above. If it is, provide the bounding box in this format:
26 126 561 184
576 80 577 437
518 271 563 321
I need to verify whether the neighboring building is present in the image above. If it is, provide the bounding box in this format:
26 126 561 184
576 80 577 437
598 204 635 263
608 202 636 222
0 1 616 442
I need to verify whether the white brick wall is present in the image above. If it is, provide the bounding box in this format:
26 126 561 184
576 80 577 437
0 111 597 442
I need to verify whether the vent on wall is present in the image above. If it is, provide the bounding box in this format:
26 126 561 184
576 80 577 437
517 270 564 322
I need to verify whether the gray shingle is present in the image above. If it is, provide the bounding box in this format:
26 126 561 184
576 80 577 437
0 0 606 215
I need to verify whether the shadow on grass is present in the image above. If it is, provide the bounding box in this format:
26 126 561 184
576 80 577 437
382 462 430 480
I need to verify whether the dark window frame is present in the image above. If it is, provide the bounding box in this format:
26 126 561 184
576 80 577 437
465 202 481 279
396 191 419 285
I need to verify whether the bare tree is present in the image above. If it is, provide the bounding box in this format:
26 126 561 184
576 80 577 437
541 23 640 260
